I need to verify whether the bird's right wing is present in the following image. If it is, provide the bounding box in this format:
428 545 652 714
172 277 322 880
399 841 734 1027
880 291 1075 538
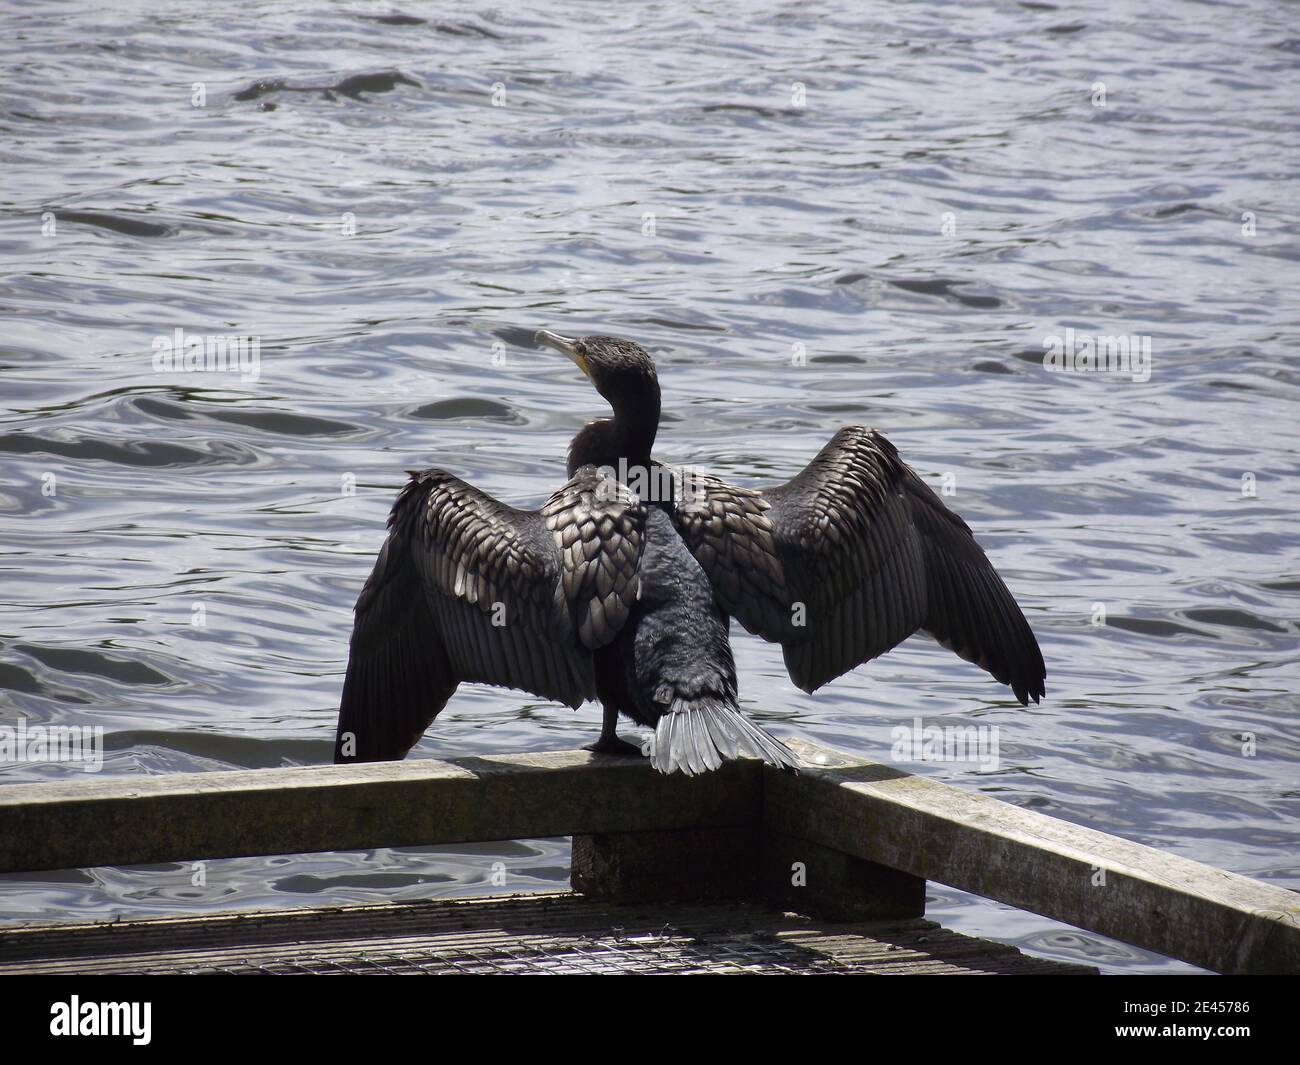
335 465 646 762
671 426 1045 703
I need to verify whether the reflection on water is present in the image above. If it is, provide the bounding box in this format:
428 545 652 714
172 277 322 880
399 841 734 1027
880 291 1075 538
1 0 1297 973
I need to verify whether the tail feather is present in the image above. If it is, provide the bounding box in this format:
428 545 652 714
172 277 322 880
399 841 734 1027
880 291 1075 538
650 698 799 776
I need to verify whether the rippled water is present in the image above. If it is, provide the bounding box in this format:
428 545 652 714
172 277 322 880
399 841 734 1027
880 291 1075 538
1 0 1298 973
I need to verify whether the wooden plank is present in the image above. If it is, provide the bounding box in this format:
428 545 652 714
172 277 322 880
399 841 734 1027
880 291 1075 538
0 891 1095 975
763 828 925 921
0 751 760 874
770 739 1300 975
572 827 762 901
0 739 1294 972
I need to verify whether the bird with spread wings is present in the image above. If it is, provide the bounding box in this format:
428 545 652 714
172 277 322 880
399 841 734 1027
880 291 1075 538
335 332 1044 775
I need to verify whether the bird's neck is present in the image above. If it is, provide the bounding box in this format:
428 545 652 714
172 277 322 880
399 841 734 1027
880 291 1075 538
566 393 660 478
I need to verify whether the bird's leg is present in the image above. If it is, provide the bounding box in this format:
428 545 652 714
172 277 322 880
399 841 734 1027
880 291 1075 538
584 700 643 757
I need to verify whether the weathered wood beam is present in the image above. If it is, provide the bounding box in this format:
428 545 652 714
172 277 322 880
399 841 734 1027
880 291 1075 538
0 751 760 874
572 827 761 902
763 829 926 921
769 739 1300 975
1 739 1294 973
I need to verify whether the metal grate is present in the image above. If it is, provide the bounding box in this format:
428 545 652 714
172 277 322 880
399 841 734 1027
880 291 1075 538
0 893 1096 975
150 930 852 976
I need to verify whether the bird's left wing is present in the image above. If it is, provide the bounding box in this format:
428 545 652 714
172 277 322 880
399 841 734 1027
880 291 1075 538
336 465 646 761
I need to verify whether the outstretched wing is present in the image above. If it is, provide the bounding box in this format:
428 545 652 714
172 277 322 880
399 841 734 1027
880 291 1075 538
336 465 646 762
671 426 1046 703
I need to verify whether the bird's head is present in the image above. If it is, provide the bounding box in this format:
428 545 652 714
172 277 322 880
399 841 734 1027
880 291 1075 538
536 330 659 413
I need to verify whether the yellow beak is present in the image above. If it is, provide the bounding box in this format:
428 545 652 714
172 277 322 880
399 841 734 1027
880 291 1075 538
536 330 590 379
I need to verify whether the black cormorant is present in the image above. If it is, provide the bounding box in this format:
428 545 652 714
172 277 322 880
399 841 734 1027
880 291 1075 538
334 331 1046 775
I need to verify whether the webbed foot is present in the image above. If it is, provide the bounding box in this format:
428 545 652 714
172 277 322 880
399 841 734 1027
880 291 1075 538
583 735 645 758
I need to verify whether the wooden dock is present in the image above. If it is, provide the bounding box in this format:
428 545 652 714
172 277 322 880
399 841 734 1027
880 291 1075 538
0 893 1095 976
0 739 1295 974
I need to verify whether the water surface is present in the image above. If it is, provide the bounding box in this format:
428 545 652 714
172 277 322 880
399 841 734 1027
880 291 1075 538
1 0 1298 973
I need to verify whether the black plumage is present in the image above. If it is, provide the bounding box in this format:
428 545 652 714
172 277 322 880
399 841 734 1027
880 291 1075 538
335 466 646 762
671 426 1046 704
334 330 1045 775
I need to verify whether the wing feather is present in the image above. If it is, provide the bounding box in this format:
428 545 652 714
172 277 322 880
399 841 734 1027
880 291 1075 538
672 427 1046 702
335 465 646 762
